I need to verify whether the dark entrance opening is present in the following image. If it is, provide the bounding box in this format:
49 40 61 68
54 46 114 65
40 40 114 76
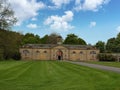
58 56 61 60
56 49 63 60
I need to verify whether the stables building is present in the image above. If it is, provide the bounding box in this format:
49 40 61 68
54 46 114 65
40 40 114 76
20 44 99 61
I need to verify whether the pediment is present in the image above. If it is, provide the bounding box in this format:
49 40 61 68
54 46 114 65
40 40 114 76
52 45 68 49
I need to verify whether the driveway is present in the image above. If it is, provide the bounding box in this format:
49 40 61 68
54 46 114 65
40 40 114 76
65 61 120 73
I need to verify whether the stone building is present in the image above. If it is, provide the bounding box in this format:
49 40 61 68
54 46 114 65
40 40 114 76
20 44 99 61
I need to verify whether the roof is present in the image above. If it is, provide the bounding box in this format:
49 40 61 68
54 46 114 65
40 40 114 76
21 44 97 50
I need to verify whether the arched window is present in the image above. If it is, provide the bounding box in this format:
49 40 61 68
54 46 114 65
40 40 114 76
36 50 40 53
44 51 47 53
23 50 29 53
23 50 29 56
90 51 96 54
80 51 83 54
73 51 76 54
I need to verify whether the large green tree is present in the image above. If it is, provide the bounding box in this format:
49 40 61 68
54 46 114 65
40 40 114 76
106 38 116 53
115 33 120 44
95 41 105 53
41 33 62 44
63 34 86 45
0 29 22 60
113 33 120 52
41 35 49 44
47 33 62 44
78 38 87 45
106 33 120 53
0 0 17 30
22 33 41 44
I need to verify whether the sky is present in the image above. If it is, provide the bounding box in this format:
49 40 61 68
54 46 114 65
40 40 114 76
8 0 120 45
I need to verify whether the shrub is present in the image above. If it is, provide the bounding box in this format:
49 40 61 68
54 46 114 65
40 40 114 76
12 52 21 60
98 53 117 61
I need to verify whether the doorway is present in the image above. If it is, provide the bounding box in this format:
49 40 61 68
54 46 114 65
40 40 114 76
56 49 63 60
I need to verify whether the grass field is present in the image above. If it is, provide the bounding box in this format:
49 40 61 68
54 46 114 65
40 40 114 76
85 61 120 68
0 61 120 90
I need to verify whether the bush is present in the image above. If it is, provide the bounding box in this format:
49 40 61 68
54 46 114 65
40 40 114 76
98 53 117 61
12 52 21 60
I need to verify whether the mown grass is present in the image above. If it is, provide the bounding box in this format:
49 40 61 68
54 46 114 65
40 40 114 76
85 61 120 68
0 60 120 90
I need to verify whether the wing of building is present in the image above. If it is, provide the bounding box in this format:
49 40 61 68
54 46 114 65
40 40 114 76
20 44 99 61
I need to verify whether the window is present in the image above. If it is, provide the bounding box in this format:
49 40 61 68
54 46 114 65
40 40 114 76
36 50 40 53
23 50 29 53
80 51 83 54
44 51 47 53
23 50 29 56
90 51 96 54
73 51 76 54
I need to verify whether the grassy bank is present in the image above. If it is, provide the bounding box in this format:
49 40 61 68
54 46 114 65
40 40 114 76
85 61 120 68
0 61 120 90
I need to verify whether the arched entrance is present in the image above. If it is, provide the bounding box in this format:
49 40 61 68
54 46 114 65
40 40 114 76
56 49 63 60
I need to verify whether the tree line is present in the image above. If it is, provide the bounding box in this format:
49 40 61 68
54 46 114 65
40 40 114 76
95 33 120 53
95 33 120 62
0 29 87 60
1 28 120 61
22 33 87 45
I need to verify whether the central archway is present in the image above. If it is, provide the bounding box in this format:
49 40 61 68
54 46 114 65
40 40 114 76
56 49 63 60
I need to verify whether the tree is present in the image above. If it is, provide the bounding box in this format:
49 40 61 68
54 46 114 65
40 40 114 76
63 34 78 45
78 38 87 45
115 33 120 45
95 41 105 53
106 38 116 53
113 33 120 52
0 0 17 30
22 33 41 44
105 33 120 53
116 33 120 44
47 33 62 44
0 29 22 60
41 35 49 44
63 34 86 45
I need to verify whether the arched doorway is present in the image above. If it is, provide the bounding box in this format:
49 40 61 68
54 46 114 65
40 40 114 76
56 49 63 60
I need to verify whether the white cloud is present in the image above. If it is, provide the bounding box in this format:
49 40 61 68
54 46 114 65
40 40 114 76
90 21 96 28
44 11 74 31
75 0 81 5
31 17 37 21
83 0 107 11
8 0 45 25
74 0 110 12
50 0 71 8
27 23 38 29
116 26 120 32
50 0 110 11
74 5 82 12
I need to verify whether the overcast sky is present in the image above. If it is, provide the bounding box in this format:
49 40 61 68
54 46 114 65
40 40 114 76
8 0 120 44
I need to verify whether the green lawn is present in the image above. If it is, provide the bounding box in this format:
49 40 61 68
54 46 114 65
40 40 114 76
0 61 120 90
85 61 120 68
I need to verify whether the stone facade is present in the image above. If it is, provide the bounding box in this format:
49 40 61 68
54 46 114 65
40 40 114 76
20 44 99 61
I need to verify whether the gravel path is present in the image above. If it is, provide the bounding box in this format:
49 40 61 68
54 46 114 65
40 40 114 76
65 61 120 73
